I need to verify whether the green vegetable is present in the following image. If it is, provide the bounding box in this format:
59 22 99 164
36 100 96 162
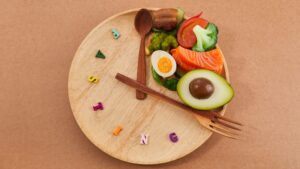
151 67 178 91
163 78 178 91
176 8 185 25
152 28 163 32
147 32 178 55
161 35 178 51
175 67 186 78
192 23 218 52
96 50 105 59
151 27 178 36
152 66 163 85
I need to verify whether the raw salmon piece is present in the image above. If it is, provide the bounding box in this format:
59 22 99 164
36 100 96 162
171 48 198 71
171 46 223 74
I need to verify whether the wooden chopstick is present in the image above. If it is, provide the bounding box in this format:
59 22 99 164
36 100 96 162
115 73 212 116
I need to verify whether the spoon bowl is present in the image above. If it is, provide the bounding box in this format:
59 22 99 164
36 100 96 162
135 9 153 35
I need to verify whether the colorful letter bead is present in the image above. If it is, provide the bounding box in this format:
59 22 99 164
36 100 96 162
169 132 178 143
140 133 149 145
111 28 120 39
93 102 104 111
113 126 123 136
96 50 106 59
87 75 99 83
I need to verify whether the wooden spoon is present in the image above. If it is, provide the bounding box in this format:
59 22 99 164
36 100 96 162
134 9 153 100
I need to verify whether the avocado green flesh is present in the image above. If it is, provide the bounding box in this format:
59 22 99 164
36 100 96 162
177 69 234 110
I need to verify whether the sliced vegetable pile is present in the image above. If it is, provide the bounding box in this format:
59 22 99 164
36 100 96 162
146 8 234 110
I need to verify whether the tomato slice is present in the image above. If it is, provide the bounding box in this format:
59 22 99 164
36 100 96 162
177 17 209 48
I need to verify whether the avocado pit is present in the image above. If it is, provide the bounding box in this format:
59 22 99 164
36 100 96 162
189 78 214 99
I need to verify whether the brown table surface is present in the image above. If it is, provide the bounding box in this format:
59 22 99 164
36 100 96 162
1 0 300 169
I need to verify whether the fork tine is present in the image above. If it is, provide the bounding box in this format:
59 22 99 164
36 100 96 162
207 124 241 139
210 121 242 134
194 115 242 139
210 122 250 140
209 124 238 135
212 119 243 131
213 113 243 126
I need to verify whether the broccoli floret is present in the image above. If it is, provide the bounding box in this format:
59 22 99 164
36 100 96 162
151 37 162 50
192 23 218 52
204 23 218 51
161 35 178 51
146 32 178 54
158 32 168 40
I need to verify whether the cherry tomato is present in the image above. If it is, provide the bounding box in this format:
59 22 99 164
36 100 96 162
177 17 208 48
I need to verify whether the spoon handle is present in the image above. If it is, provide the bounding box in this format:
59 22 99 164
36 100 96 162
136 35 147 100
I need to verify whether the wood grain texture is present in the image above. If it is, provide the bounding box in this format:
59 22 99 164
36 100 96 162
135 35 147 99
68 8 229 164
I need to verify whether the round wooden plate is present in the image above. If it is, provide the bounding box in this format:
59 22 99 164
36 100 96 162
68 8 229 164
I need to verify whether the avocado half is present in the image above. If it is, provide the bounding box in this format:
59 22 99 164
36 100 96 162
177 69 234 110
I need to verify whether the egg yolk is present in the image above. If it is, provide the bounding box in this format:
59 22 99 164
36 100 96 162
158 57 172 73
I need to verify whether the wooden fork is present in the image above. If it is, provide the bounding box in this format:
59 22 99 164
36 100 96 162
115 73 244 139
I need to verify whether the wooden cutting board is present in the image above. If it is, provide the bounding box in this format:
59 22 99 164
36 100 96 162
68 8 229 164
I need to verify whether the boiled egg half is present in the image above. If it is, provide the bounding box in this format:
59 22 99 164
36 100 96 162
151 50 177 78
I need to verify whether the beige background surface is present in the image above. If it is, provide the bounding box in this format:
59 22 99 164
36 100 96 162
0 0 299 169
